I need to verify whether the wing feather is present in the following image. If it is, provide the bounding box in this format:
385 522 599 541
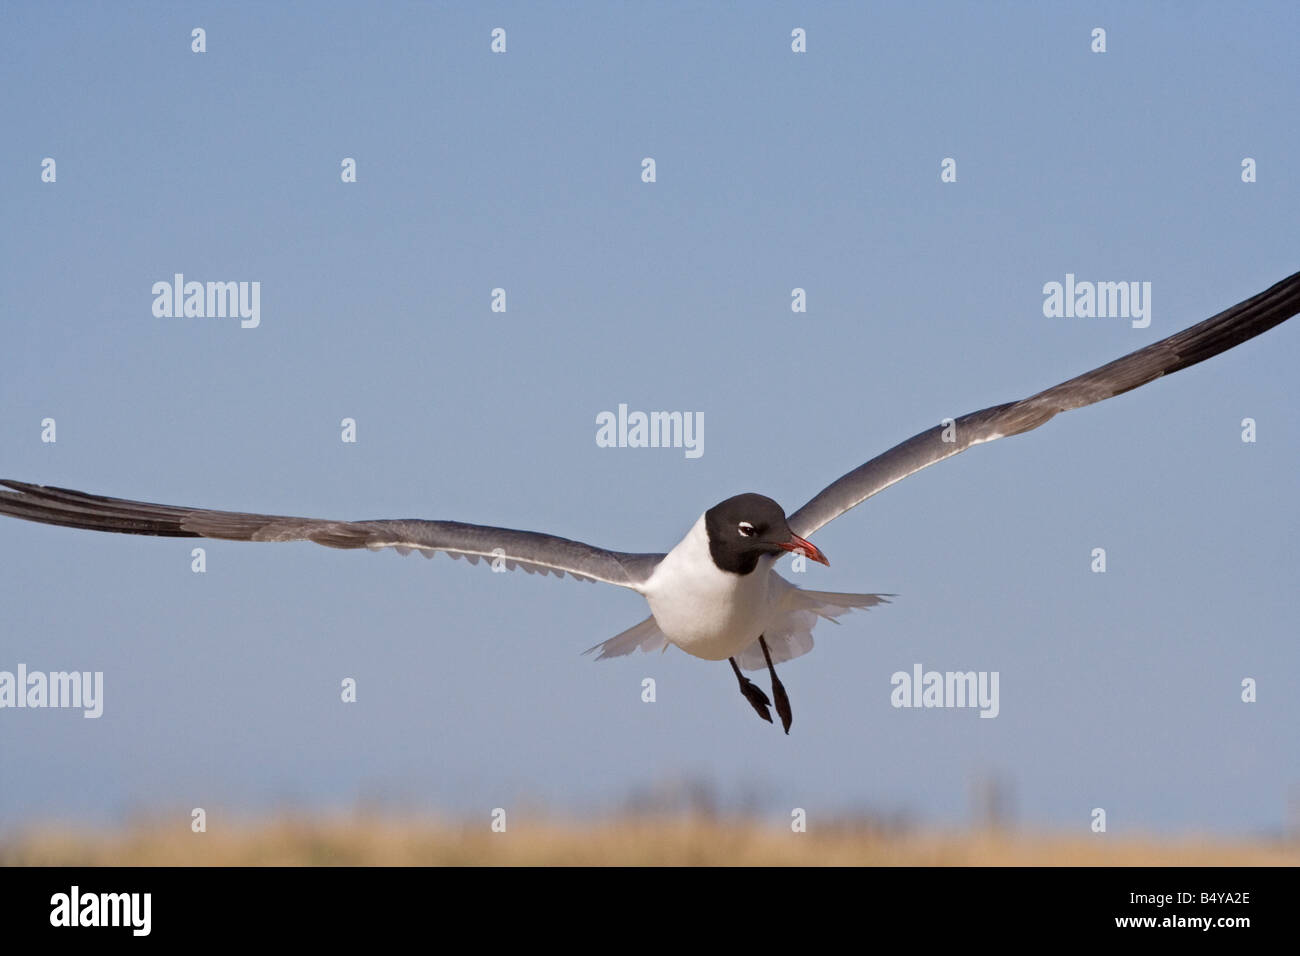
788 269 1300 538
0 481 662 589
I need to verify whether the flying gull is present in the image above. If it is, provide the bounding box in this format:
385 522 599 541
3 269 1298 732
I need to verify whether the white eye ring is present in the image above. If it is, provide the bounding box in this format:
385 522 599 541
738 522 756 537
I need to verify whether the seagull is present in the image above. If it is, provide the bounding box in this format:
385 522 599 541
3 270 1298 733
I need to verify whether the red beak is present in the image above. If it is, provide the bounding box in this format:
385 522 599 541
779 532 829 566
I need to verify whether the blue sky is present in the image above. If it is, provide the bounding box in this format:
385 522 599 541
1 2 1297 836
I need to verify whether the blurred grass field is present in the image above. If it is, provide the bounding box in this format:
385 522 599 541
3 816 1296 866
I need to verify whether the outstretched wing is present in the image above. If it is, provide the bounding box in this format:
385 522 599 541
0 481 664 589
788 269 1300 538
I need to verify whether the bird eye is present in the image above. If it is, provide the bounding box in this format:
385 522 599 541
738 522 756 537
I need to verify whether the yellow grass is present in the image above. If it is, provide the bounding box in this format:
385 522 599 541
3 816 1295 866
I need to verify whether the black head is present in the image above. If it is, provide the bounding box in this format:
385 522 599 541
703 493 829 575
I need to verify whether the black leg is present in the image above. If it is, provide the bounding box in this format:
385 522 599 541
759 635 792 734
729 657 772 724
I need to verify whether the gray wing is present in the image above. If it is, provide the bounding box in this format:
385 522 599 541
0 481 664 589
788 269 1300 538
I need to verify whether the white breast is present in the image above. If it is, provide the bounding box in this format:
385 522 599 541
639 514 779 661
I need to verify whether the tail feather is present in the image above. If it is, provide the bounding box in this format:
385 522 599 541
787 588 893 620
582 614 667 661
735 588 892 671
582 588 893 669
